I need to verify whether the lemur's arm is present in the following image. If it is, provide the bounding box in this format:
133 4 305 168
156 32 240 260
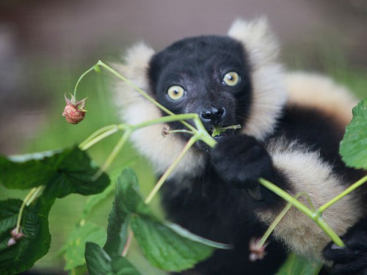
211 135 363 263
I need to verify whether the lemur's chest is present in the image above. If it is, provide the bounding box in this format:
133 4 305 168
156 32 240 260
161 169 261 244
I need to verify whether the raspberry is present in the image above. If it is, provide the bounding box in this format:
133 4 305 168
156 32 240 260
62 94 87 124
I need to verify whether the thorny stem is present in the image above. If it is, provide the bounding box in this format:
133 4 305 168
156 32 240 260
92 130 132 180
122 231 133 257
73 66 95 100
145 135 198 204
96 60 197 133
256 192 315 249
79 125 119 149
259 178 345 247
16 185 44 234
318 175 367 214
80 127 120 151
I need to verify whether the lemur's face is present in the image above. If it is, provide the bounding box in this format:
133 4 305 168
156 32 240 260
148 36 252 149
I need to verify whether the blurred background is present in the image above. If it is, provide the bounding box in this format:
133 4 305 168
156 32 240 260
0 0 366 274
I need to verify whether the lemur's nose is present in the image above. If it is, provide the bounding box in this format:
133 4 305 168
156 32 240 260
200 106 226 123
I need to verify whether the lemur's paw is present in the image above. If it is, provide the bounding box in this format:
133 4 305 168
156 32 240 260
210 135 274 197
323 218 367 275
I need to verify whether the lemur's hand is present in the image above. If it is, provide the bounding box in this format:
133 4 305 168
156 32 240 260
323 218 367 275
210 135 274 200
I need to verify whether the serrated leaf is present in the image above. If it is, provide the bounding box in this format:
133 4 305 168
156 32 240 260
130 215 214 272
0 146 110 198
340 99 367 169
104 169 151 256
85 242 141 275
81 181 116 220
0 199 51 275
276 253 322 275
64 222 107 270
114 169 154 217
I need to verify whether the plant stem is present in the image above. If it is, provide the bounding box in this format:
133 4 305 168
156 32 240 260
92 131 132 180
80 127 120 151
73 66 95 99
318 175 367 214
79 125 119 149
131 114 199 131
259 178 345 247
16 185 44 234
122 231 133 257
96 60 196 133
145 135 198 204
257 192 314 248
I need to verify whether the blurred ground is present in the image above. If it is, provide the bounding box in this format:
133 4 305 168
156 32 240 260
0 0 366 274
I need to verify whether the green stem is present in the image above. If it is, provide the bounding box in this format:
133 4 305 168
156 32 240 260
145 135 198 204
122 230 133 257
73 66 95 99
257 192 314 248
318 175 367 214
26 186 45 206
131 114 199 131
96 60 197 133
92 131 132 180
259 178 345 247
80 127 120 151
16 185 44 234
79 125 119 149
258 202 293 248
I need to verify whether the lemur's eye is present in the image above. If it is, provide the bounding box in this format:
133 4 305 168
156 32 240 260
222 72 240 86
167 86 185 101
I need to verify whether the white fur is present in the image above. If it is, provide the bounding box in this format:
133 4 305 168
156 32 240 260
257 138 363 260
228 18 288 140
112 43 206 179
285 72 358 125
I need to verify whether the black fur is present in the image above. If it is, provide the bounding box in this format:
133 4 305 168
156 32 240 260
323 218 367 275
147 35 367 274
149 36 252 150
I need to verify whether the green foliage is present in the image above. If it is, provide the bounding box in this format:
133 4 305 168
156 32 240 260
130 216 213 271
0 146 110 274
276 253 322 275
84 169 231 273
85 242 141 275
340 99 367 169
0 199 51 275
64 222 107 270
0 146 110 197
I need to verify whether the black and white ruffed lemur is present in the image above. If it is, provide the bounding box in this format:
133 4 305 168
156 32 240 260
112 18 367 275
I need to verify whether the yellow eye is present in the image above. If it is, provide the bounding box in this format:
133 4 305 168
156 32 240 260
167 86 185 101
222 72 240 86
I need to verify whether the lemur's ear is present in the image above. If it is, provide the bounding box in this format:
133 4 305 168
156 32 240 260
228 17 280 68
112 42 155 108
119 42 155 91
228 18 287 140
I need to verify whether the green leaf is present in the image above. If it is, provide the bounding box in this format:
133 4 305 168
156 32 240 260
130 215 214 272
340 99 367 169
85 242 141 275
164 222 232 250
64 222 107 270
0 155 56 190
81 180 116 220
276 253 322 275
103 168 230 272
104 169 153 256
0 146 110 198
0 199 51 275
113 169 154 217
